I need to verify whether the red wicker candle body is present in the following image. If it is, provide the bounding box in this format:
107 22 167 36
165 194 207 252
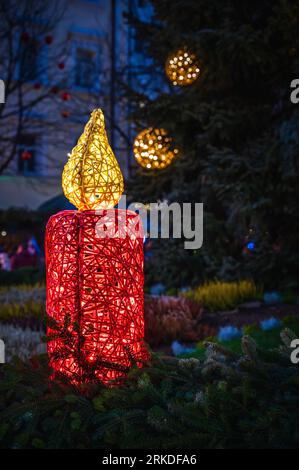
46 209 148 385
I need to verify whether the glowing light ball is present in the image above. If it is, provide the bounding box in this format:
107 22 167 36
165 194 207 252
46 109 148 386
133 128 178 170
165 49 200 86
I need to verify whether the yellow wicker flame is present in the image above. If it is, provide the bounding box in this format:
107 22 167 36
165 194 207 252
62 109 124 210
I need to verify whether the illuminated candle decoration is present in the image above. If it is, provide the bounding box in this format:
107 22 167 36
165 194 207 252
46 109 148 386
165 48 200 86
133 127 179 170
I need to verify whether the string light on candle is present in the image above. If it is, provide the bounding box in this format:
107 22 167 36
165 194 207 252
62 109 124 210
133 128 179 170
165 48 200 86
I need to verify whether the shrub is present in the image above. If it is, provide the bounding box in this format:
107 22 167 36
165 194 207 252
1 329 299 449
184 279 261 312
0 301 44 323
184 318 299 359
0 267 45 286
0 285 45 324
0 324 45 361
144 295 203 346
0 284 45 305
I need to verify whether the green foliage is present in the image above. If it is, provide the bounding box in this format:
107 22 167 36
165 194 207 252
0 267 45 287
126 0 299 291
184 318 299 359
243 323 259 336
0 285 44 322
282 293 298 305
0 301 43 321
184 279 261 312
282 315 299 327
1 330 299 449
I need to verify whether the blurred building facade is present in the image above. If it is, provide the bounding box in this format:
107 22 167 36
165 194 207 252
0 0 149 210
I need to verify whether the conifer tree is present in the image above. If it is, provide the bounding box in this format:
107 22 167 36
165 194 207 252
126 0 299 290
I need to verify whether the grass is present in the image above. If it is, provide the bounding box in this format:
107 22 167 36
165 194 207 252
0 301 44 321
184 279 262 312
180 316 299 360
0 284 45 321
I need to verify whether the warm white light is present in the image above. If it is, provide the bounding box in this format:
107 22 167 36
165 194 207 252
165 48 200 86
133 128 178 170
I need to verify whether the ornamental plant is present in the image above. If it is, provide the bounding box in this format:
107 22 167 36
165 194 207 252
125 0 299 292
144 295 205 346
184 279 261 312
1 328 299 448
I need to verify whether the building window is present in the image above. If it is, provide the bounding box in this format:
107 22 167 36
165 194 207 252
18 135 36 174
20 40 38 82
75 48 96 88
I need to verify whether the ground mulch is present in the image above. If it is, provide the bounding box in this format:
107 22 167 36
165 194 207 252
204 303 299 329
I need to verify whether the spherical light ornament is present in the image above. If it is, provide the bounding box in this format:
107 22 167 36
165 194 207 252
133 128 178 170
165 48 200 86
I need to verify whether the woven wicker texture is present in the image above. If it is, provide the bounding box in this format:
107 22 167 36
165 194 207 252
133 127 178 169
46 209 148 385
165 48 200 86
62 109 124 211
